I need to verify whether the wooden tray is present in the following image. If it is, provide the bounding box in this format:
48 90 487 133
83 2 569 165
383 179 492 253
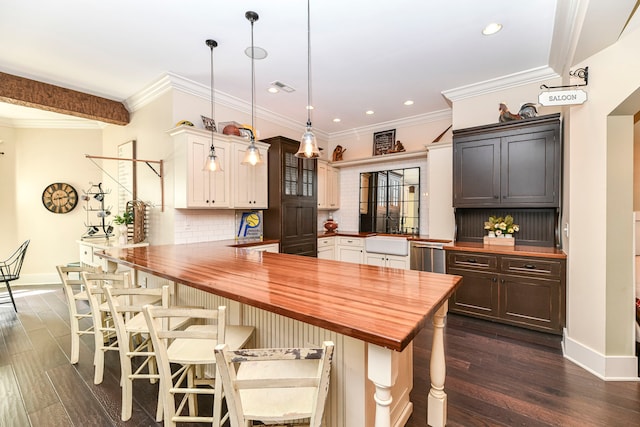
483 236 515 246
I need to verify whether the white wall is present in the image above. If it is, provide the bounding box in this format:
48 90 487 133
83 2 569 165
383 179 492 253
0 127 102 283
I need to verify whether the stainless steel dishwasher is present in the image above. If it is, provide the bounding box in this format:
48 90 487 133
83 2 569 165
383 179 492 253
410 241 446 273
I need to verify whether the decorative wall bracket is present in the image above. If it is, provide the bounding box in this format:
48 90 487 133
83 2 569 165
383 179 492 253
85 154 165 212
540 66 588 90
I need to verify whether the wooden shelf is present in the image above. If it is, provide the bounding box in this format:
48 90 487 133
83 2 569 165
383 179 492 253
330 149 427 168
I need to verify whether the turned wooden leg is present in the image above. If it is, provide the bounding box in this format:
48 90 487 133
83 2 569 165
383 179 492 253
368 343 398 427
428 301 448 427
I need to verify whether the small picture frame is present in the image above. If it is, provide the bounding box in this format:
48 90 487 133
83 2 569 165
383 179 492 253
201 115 216 132
373 129 396 156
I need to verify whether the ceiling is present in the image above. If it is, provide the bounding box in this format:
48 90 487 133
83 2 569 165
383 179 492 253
0 0 637 133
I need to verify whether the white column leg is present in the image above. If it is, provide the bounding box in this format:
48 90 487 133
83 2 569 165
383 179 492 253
368 343 398 427
427 301 448 427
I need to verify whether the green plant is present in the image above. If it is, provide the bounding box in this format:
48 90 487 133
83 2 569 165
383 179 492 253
484 215 519 236
113 211 133 225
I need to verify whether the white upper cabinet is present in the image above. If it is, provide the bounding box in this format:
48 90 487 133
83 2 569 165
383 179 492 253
169 126 269 209
233 141 269 209
318 160 340 210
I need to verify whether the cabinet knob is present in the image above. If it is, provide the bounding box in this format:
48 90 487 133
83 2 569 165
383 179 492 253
467 258 477 263
492 277 497 282
524 264 536 269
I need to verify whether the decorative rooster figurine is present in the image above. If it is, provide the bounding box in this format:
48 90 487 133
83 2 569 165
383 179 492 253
498 102 521 122
499 102 539 123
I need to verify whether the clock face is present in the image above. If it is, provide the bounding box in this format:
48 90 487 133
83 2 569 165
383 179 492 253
42 182 78 214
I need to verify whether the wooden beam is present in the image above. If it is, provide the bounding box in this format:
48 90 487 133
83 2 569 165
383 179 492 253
0 72 129 125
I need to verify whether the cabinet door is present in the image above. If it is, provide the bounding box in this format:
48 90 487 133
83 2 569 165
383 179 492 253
283 148 316 201
234 144 269 209
386 254 409 269
499 275 562 333
338 246 364 264
317 161 328 209
318 246 335 260
186 137 230 208
501 129 558 207
453 137 501 207
365 253 386 267
281 204 317 256
448 267 499 318
327 166 340 209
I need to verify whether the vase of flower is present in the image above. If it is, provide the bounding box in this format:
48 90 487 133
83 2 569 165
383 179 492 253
505 233 513 238
488 231 496 237
113 212 133 245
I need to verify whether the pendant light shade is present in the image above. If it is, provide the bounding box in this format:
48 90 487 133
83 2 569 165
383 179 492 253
203 39 223 172
242 11 264 166
295 0 320 159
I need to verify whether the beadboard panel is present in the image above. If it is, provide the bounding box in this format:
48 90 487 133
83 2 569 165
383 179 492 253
174 284 350 427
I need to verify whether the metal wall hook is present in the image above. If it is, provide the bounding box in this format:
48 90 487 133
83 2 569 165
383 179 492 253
540 66 588 90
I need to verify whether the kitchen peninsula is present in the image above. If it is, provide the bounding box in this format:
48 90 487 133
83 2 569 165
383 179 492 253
99 242 461 427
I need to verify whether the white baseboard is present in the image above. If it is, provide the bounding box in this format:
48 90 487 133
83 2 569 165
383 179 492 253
563 331 639 381
7 273 61 287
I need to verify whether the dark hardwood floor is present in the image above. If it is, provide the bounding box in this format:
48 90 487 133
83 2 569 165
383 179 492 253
1 285 639 426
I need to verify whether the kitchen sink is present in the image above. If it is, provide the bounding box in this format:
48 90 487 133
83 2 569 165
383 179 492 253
364 236 409 256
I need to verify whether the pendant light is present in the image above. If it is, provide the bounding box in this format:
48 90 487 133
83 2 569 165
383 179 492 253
242 11 264 166
203 39 223 172
295 0 320 159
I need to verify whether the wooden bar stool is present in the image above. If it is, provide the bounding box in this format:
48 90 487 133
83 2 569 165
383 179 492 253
104 284 170 421
143 305 254 427
82 271 161 385
56 264 102 364
214 341 334 427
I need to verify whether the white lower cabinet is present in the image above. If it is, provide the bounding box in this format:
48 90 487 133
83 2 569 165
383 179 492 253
250 243 279 253
336 237 364 264
317 236 335 260
364 253 410 269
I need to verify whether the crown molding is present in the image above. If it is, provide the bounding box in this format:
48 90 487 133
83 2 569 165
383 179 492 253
0 117 105 129
327 109 452 140
125 72 328 140
442 66 560 102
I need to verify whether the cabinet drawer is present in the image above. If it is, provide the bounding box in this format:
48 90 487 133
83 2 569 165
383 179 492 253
501 257 562 278
337 237 364 247
79 244 95 265
318 237 335 248
447 252 498 271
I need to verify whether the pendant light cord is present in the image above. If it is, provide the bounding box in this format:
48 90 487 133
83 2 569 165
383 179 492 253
306 0 312 127
250 18 256 142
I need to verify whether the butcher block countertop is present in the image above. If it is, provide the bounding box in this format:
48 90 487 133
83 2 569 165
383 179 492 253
445 241 567 259
99 242 461 351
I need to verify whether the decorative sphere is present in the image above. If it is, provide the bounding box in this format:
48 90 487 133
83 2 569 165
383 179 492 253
223 124 241 136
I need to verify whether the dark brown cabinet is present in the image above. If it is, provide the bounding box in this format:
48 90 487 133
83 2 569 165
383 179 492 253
446 249 566 334
453 113 561 208
262 136 318 257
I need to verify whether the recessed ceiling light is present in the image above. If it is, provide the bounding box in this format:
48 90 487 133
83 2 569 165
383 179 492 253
245 46 268 59
333 118 341 123
482 23 502 35
267 87 279 93
269 81 295 93
404 100 414 106
366 110 374 115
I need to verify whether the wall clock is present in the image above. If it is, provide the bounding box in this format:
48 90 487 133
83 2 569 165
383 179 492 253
42 182 78 214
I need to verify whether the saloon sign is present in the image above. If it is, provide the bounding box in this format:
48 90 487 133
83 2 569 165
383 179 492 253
538 89 587 106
